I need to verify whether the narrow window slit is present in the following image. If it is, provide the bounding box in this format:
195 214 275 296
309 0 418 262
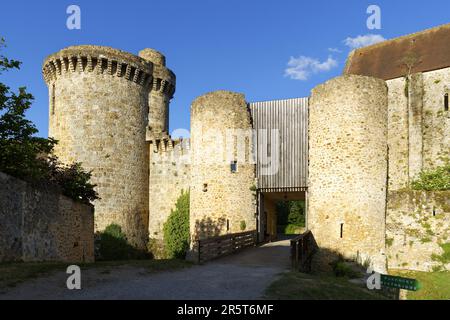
230 161 238 173
445 93 449 111
340 223 344 239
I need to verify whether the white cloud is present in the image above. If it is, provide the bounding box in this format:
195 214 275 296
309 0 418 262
344 34 386 49
284 55 338 81
328 47 342 53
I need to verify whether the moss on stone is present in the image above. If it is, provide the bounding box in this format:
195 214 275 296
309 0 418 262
386 238 394 247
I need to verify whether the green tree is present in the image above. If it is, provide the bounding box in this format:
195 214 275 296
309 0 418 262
288 201 305 227
163 190 190 259
0 37 98 204
276 200 305 227
0 37 56 180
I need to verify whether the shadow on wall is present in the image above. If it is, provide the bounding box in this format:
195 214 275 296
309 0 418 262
95 224 151 261
193 216 228 240
306 245 400 300
120 206 149 250
293 231 375 275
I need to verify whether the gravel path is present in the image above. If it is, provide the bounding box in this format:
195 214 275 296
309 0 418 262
0 239 291 300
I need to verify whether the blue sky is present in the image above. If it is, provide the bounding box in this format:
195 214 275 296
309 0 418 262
1 0 449 138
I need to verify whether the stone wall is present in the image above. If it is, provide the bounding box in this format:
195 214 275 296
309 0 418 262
386 190 450 271
139 49 176 139
149 136 191 239
308 75 388 272
0 172 94 263
43 46 152 249
190 91 256 241
386 67 450 191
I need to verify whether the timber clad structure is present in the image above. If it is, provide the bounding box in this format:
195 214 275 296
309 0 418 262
34 24 449 271
250 98 309 192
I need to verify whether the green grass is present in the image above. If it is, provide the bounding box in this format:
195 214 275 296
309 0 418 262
265 272 387 300
390 270 450 300
282 224 305 235
0 259 192 289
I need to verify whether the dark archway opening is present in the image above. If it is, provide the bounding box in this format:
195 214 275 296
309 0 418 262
257 191 307 243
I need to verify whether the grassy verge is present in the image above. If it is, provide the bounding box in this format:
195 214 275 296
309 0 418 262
0 259 192 289
389 270 450 300
265 272 387 300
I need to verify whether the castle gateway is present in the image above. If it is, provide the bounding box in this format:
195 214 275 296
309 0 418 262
43 23 450 272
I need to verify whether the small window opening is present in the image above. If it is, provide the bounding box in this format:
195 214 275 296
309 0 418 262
340 223 344 239
203 183 208 192
230 161 238 173
445 93 449 111
227 219 230 232
156 78 162 91
433 207 436 217
51 84 56 115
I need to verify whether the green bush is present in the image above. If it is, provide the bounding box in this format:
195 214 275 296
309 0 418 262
411 164 450 191
163 190 190 259
97 224 148 261
331 259 361 279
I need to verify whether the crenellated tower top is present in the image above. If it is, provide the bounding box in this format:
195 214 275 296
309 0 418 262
43 45 153 87
139 48 176 140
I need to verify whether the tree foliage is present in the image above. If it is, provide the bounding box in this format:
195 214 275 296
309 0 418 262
0 37 98 204
163 190 190 259
276 200 305 227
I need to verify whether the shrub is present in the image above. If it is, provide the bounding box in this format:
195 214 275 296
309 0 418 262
331 260 361 279
411 164 450 191
240 220 247 231
42 157 98 204
97 224 148 261
163 190 190 259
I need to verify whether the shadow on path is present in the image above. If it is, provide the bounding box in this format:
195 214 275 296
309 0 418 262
0 239 292 300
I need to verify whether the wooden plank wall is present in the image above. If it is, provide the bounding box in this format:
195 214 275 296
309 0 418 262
250 98 309 191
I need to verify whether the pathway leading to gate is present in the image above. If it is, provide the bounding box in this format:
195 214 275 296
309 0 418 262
0 239 291 300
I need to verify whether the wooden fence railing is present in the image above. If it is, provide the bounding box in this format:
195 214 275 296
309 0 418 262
196 231 257 264
291 230 316 272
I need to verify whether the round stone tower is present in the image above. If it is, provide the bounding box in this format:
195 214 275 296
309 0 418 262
190 91 256 240
308 75 388 272
139 49 176 138
43 45 153 249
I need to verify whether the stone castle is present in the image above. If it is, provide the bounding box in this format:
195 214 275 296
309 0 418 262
42 24 450 272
